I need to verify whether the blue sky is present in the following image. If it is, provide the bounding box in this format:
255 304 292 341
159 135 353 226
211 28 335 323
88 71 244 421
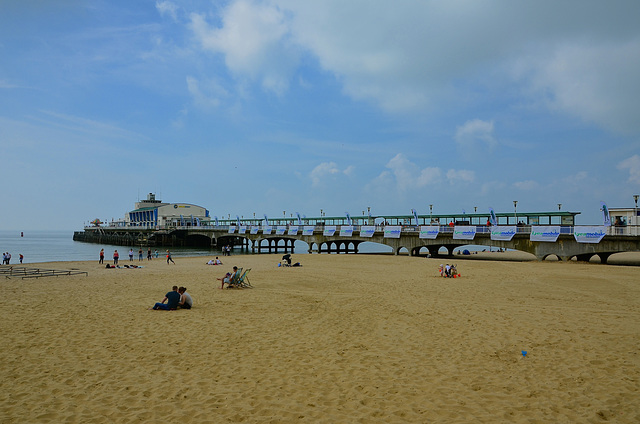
1 0 639 230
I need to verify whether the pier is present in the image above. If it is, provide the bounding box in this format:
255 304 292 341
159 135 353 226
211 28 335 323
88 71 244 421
73 210 640 263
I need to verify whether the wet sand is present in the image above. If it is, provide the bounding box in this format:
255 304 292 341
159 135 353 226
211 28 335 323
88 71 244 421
1 253 639 423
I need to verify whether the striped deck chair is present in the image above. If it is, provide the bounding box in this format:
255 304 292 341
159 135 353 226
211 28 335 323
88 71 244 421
224 267 242 289
236 268 253 288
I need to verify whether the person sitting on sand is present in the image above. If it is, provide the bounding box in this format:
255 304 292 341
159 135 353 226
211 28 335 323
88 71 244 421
450 265 458 278
218 266 238 289
206 256 223 265
178 287 193 309
151 286 180 310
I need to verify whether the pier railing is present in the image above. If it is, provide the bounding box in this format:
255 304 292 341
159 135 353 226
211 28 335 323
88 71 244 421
84 224 639 236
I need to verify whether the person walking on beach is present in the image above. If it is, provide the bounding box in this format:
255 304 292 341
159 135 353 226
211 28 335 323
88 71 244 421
150 286 180 310
166 250 175 264
99 249 104 264
147 248 152 261
113 250 119 265
19 254 23 264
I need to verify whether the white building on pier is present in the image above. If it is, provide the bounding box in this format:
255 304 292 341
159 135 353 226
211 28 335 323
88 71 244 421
122 193 210 228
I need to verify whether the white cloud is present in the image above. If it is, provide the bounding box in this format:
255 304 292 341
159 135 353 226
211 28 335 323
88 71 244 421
156 1 178 21
383 153 479 189
455 119 497 154
446 169 475 184
385 153 442 189
186 76 227 109
189 0 298 95
0 79 20 89
561 171 588 185
618 155 640 184
186 1 640 132
513 180 539 190
523 39 640 134
309 162 352 186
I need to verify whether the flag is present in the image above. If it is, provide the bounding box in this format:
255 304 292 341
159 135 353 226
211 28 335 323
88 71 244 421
180 215 184 226
296 212 302 225
263 214 269 225
345 212 352 225
236 215 241 227
214 216 219 226
412 209 419 226
488 207 497 226
600 201 611 226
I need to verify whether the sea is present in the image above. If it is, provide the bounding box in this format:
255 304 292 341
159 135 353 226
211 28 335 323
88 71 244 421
0 230 399 264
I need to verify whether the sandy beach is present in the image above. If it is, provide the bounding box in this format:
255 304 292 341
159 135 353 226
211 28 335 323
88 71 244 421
1 253 639 423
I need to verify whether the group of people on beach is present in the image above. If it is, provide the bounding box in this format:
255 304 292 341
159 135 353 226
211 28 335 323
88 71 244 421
99 248 160 265
206 257 223 265
2 252 23 264
439 264 459 278
150 286 193 310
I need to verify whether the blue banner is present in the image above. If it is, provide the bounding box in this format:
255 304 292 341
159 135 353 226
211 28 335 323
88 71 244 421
600 201 611 226
489 207 498 226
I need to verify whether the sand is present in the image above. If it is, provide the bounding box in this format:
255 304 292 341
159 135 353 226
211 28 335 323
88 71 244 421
1 253 639 423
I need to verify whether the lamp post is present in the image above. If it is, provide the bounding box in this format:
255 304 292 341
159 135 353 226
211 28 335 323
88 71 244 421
474 206 477 213
634 195 639 233
513 201 518 225
429 204 433 223
320 209 323 217
558 203 562 211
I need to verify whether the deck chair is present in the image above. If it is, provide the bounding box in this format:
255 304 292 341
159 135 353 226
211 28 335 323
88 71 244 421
236 268 253 288
226 267 243 288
